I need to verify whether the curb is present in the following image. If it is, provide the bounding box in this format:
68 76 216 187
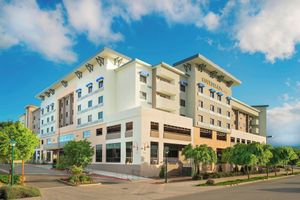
57 179 102 187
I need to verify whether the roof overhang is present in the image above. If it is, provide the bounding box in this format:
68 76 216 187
174 54 241 86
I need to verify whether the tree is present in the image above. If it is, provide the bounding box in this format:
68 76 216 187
289 148 300 174
268 147 283 176
182 144 217 176
248 143 273 178
61 140 94 168
0 122 39 184
230 143 258 179
279 147 298 176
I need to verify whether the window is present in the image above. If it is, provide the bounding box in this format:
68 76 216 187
140 91 147 100
47 106 50 112
237 138 241 143
33 116 36 120
98 96 103 104
77 118 81 125
106 143 121 162
51 127 54 132
217 132 227 141
78 105 81 111
47 128 49 133
41 129 43 134
227 111 231 118
46 139 51 145
210 91 215 98
210 105 215 112
199 100 204 108
126 142 133 164
180 99 185 107
51 116 54 121
88 115 92 122
96 128 102 136
217 107 222 114
226 98 231 105
78 91 82 98
47 117 49 123
83 130 91 138
198 86 203 93
218 120 222 127
59 134 75 142
51 104 54 110
227 123 231 129
95 144 102 162
151 122 159 131
66 100 69 106
41 140 44 145
88 85 93 93
126 122 133 131
217 95 222 101
242 139 246 144
199 115 203 122
107 124 121 134
200 128 212 139
88 100 93 108
66 112 68 118
180 85 185 92
41 120 44 125
150 142 159 165
98 80 104 88
140 75 147 83
210 118 215 125
164 124 191 135
231 137 235 143
41 109 44 115
247 140 251 144
98 112 103 120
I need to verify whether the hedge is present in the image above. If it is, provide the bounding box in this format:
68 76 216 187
0 185 41 199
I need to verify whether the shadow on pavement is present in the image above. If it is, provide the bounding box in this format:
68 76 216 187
259 188 300 193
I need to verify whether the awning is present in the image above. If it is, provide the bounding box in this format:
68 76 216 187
139 71 150 77
209 88 216 93
86 82 93 87
179 80 188 86
217 92 223 96
197 83 205 87
226 96 232 100
96 76 104 82
76 88 82 93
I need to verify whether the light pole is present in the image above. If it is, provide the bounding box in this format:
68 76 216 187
164 146 169 183
10 140 16 186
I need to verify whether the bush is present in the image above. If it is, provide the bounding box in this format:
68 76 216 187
159 166 165 179
0 185 41 199
206 179 215 185
70 165 83 175
68 175 93 185
0 175 21 185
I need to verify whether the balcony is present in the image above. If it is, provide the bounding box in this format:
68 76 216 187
156 95 178 112
251 119 259 126
156 79 177 96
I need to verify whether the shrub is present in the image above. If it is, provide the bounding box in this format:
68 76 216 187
68 175 93 185
70 165 83 175
0 175 21 185
206 179 215 185
159 166 165 179
0 185 41 199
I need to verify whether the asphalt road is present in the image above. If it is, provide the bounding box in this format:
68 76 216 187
163 175 300 200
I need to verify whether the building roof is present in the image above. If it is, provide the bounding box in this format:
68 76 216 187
173 54 241 86
153 62 188 77
36 47 131 99
232 97 260 114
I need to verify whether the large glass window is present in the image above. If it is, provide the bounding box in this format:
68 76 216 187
150 142 159 165
217 132 227 141
107 124 121 134
83 130 91 138
59 134 75 142
164 124 191 135
200 128 212 139
96 128 102 136
95 144 102 162
126 142 133 164
151 122 159 131
106 143 121 163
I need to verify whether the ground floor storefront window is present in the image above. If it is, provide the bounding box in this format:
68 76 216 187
126 142 133 164
96 144 102 162
150 142 159 164
106 143 121 162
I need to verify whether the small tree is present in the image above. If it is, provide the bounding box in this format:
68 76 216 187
0 122 39 184
230 143 258 179
182 144 217 176
62 140 94 169
269 147 283 176
280 147 298 176
289 148 300 174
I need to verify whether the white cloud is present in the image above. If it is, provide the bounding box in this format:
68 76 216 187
268 102 300 146
235 0 300 63
63 0 122 45
0 0 76 63
281 93 293 102
203 12 220 31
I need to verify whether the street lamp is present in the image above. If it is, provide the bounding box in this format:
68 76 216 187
10 140 16 186
164 146 169 183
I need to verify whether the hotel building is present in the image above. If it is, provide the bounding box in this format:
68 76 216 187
27 48 266 177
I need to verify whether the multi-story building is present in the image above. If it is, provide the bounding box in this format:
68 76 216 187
29 47 266 177
19 105 40 134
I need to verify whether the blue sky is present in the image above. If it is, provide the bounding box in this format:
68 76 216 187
0 0 300 146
